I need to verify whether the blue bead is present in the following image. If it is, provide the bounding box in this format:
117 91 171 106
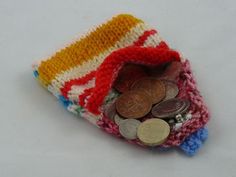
58 95 72 109
33 70 39 78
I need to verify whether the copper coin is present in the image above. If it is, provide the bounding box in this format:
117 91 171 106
160 61 182 81
151 98 185 118
163 80 179 100
131 77 166 104
113 64 147 93
115 90 152 119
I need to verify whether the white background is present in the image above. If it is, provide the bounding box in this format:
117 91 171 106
0 0 236 176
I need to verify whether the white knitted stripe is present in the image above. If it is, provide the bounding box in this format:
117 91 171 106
143 33 163 47
67 78 95 102
66 103 101 126
47 22 153 96
80 111 101 126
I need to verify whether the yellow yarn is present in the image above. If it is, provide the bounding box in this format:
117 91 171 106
38 14 143 86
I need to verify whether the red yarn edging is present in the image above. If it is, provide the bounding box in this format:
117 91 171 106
85 46 181 114
60 29 160 100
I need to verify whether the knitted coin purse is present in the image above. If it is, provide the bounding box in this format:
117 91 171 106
33 14 210 156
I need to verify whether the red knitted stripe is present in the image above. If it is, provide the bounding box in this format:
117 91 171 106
61 29 158 99
157 41 169 49
133 29 157 46
78 87 94 107
60 71 96 99
86 46 181 114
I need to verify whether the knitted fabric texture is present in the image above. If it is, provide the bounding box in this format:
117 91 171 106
33 14 210 155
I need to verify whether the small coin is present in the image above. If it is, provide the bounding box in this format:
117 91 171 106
116 90 152 119
163 80 179 100
119 119 141 140
114 114 125 125
104 102 116 121
160 61 182 81
137 118 170 146
151 98 186 118
131 77 166 104
113 64 147 93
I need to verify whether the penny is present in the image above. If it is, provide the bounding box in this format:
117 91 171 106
163 80 179 100
113 64 147 93
151 98 185 118
116 90 152 119
137 118 170 146
114 114 125 125
104 102 116 121
119 119 141 140
131 77 166 104
160 61 182 81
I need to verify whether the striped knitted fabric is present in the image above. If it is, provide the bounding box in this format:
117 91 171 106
33 14 210 155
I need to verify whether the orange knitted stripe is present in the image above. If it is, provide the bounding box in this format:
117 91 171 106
38 14 143 86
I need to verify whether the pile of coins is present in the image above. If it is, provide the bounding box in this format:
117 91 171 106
104 61 191 146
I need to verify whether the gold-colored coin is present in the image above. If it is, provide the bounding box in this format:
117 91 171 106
137 118 170 146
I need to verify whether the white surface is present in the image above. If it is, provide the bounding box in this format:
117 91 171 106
0 0 236 176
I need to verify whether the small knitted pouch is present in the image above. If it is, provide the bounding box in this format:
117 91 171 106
33 14 210 156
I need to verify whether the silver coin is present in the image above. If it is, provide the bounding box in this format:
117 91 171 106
151 98 186 118
114 114 125 125
163 80 179 101
104 102 116 121
119 119 141 140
